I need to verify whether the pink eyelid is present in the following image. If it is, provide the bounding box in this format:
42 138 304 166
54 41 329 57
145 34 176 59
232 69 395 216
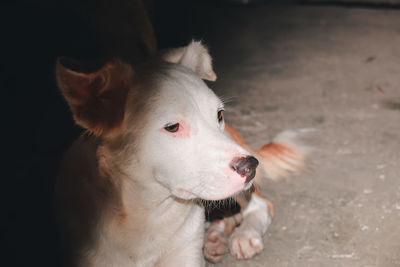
161 121 190 138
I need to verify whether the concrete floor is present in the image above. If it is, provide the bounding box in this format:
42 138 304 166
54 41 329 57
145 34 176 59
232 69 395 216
196 4 400 267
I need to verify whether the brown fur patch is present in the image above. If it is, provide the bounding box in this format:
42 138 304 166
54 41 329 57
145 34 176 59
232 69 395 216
57 59 133 136
225 124 252 152
257 142 300 170
257 142 296 158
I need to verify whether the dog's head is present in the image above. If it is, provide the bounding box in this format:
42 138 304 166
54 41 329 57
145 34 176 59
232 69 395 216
56 41 258 201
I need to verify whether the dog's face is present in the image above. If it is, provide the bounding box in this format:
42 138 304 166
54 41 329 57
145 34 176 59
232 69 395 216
57 41 257 201
136 65 255 200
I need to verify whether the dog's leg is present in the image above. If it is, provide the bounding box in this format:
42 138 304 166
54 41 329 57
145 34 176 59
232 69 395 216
229 190 273 260
204 213 242 262
204 220 229 262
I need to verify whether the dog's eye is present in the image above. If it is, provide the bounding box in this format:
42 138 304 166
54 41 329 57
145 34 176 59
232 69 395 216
164 123 180 133
217 110 224 123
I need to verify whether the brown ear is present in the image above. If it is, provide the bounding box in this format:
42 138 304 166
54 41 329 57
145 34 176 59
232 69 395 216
56 58 132 136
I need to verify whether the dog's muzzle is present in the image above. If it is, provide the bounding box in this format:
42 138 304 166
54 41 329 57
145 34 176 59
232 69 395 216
230 156 259 183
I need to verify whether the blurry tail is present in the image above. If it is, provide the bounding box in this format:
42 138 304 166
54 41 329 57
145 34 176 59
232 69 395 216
255 129 311 181
225 124 312 183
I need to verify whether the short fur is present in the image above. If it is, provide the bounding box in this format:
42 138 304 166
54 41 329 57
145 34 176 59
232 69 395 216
56 41 309 266
56 41 257 267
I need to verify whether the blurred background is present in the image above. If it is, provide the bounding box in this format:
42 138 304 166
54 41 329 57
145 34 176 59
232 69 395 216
2 1 400 266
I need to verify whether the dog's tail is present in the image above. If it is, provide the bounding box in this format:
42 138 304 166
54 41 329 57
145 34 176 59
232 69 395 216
225 125 311 183
254 129 311 182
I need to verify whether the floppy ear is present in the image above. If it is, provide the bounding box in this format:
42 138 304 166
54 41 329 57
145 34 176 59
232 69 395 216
56 58 132 136
162 40 217 81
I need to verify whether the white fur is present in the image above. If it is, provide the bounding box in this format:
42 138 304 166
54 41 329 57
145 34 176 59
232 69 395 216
136 66 251 201
55 42 254 266
162 40 217 81
229 194 272 259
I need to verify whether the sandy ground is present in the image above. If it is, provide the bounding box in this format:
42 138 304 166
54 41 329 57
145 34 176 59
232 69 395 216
193 4 400 267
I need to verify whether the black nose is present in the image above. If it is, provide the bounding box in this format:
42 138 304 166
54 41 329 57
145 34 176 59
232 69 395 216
230 156 259 183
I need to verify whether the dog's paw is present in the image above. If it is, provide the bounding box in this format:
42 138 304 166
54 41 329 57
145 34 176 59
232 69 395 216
204 221 229 262
229 229 263 260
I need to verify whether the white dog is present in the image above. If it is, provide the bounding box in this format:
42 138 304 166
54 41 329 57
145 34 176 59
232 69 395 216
55 41 307 266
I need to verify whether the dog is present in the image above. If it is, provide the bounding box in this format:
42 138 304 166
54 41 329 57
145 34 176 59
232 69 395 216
203 125 309 262
55 41 308 266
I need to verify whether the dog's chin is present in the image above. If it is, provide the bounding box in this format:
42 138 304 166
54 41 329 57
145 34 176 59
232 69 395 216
174 183 254 202
173 184 251 201
171 170 254 201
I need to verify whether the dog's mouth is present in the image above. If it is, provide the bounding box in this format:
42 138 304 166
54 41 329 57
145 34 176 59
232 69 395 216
174 174 255 201
172 157 258 201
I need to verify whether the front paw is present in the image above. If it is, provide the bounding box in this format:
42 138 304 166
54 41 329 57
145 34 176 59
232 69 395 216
204 222 228 262
229 229 263 260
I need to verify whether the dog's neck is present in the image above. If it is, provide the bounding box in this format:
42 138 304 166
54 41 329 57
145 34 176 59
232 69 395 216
97 140 203 225
92 140 205 265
